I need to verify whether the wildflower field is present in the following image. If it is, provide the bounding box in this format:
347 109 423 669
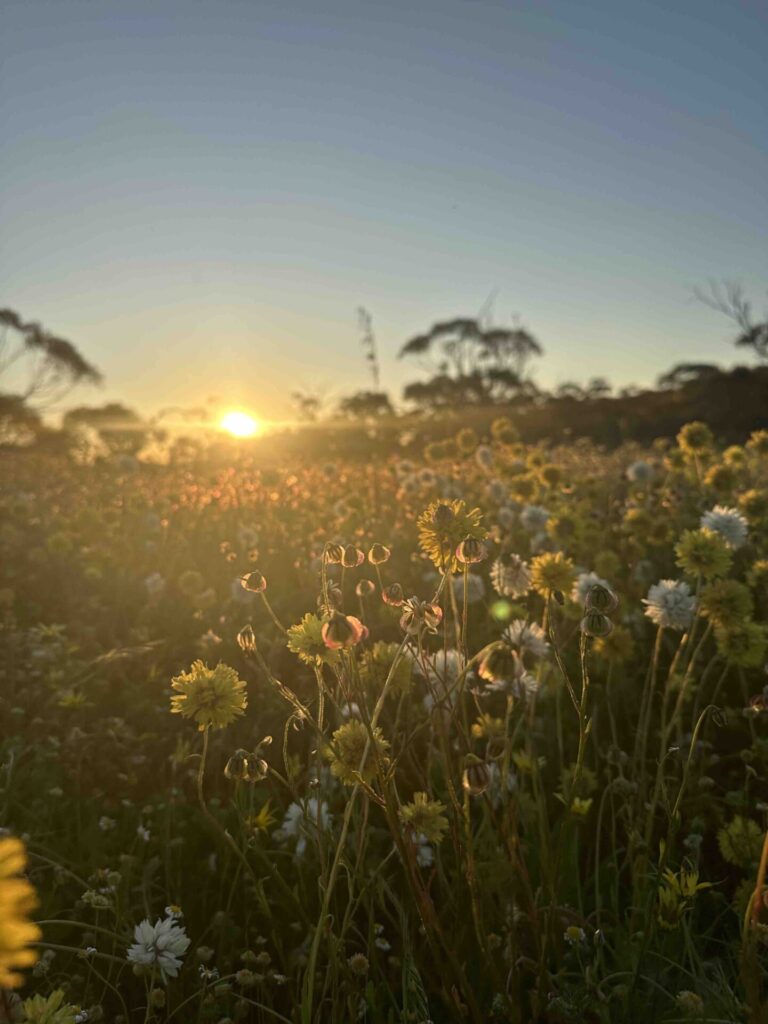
2 420 768 1024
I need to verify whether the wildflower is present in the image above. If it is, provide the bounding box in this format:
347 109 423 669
224 749 268 783
519 504 550 532
717 816 763 867
98 816 116 832
675 991 705 1017
583 580 619 615
450 572 485 604
700 506 748 549
274 798 331 859
137 825 150 842
699 579 753 629
456 536 487 565
462 756 491 796
355 578 376 597
368 543 391 565
399 598 443 635
321 612 368 649
503 619 549 659
241 570 267 593
20 990 78 1024
359 641 413 696
381 582 405 606
287 613 340 667
580 610 613 638
738 488 768 522
324 720 390 786
626 460 654 482
490 554 531 597
324 542 344 564
471 714 505 740
126 916 190 982
564 926 586 946
236 624 257 653
400 792 449 845
675 528 732 579
477 642 522 685
677 421 713 455
0 838 39 988
714 621 768 667
592 624 635 663
746 428 768 455
643 580 696 631
530 551 576 597
341 544 365 568
657 865 711 930
417 499 486 573
170 661 247 731
348 952 369 975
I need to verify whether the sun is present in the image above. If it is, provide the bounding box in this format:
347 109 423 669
220 410 261 438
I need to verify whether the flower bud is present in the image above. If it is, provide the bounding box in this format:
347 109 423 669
321 612 369 649
324 543 344 565
236 624 257 653
580 610 614 638
368 543 391 565
342 545 365 568
381 582 405 607
585 583 618 614
462 756 491 796
241 571 266 593
355 578 376 597
477 642 519 683
456 537 487 565
399 598 443 635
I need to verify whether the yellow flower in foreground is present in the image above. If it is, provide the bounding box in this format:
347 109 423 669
170 660 247 731
324 720 390 786
400 792 449 845
0 836 41 988
530 551 576 597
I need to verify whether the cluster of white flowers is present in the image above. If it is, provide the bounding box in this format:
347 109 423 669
503 619 549 659
490 554 531 598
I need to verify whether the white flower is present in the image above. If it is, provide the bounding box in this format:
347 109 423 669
700 506 748 549
413 832 434 868
503 620 549 659
571 571 612 608
274 799 332 859
491 555 531 598
127 916 190 982
98 816 116 832
626 460 653 483
419 649 464 712
451 573 485 605
643 580 696 631
137 825 150 842
520 505 550 532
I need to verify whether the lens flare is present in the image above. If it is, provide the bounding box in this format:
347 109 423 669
220 411 260 438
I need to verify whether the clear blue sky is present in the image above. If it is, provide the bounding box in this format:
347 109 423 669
1 0 766 419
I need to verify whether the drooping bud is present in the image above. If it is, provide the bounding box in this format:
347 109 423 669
381 582 405 607
368 543 391 565
462 755 491 796
321 612 369 649
236 624 257 653
399 598 443 635
342 545 365 569
324 543 344 565
580 610 614 638
477 642 520 684
355 578 376 597
585 583 618 614
456 536 487 565
241 571 267 593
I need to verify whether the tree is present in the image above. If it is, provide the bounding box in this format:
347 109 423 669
399 317 542 410
695 281 768 361
337 390 394 419
62 403 147 455
0 308 101 444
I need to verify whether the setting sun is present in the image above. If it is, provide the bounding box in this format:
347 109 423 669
219 410 260 438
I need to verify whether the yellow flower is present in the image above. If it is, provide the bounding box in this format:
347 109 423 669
0 837 41 988
170 661 247 731
530 551 576 597
400 792 449 845
417 499 486 573
324 720 390 786
286 613 341 667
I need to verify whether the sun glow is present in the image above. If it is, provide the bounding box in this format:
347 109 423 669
220 410 261 438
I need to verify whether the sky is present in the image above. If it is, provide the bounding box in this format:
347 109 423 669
1 0 766 421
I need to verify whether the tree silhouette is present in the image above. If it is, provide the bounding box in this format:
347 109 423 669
695 281 768 361
399 317 542 410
